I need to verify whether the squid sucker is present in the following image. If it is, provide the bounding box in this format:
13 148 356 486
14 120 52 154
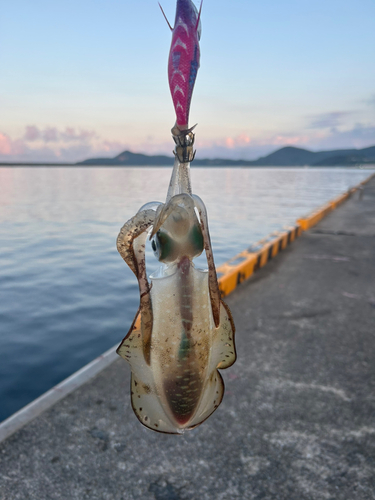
116 0 236 434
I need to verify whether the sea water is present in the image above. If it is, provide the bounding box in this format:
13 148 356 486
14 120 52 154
0 166 373 421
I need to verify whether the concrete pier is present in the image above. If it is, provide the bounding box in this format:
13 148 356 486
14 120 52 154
1 177 374 500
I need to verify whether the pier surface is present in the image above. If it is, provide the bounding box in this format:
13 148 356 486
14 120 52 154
1 177 374 500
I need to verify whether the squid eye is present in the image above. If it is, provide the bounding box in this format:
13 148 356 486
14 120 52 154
151 235 160 260
152 230 174 262
157 231 174 262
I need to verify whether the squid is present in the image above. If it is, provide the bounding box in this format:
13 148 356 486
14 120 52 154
116 0 236 434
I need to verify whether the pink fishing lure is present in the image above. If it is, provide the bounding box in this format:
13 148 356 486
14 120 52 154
160 0 202 130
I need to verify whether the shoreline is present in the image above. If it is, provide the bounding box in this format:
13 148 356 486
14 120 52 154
1 163 375 168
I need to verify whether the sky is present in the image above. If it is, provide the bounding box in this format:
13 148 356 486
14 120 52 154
0 0 374 163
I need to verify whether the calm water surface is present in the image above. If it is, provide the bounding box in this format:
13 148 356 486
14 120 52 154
0 166 373 421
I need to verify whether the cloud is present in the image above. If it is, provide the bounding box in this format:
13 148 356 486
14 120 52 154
0 132 26 156
24 126 41 141
0 133 12 155
42 127 59 142
97 140 126 153
196 133 314 160
224 134 251 149
307 123 375 150
22 125 97 144
195 122 375 161
1 125 125 163
60 127 97 142
307 111 353 129
2 121 375 164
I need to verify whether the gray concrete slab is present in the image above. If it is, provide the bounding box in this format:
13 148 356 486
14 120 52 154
1 177 374 500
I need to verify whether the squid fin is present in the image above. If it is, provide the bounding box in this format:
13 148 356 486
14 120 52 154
189 372 224 428
158 3 173 31
212 301 236 369
116 308 141 361
131 374 183 434
118 311 182 433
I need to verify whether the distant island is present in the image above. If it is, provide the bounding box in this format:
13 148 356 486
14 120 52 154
1 145 375 167
77 145 375 167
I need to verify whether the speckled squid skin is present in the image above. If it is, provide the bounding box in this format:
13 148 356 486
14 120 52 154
116 194 236 434
165 0 202 130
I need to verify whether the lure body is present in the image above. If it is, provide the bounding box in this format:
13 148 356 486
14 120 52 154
166 0 202 129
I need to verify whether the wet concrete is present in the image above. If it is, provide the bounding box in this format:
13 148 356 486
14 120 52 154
1 177 374 500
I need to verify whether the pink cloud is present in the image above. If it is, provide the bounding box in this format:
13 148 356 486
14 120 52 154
101 140 128 152
2 121 374 163
237 134 251 145
0 132 26 156
225 137 235 148
60 127 96 142
194 124 375 161
0 133 12 155
270 134 311 146
24 125 41 141
215 133 310 152
62 127 76 140
42 127 59 142
21 125 97 145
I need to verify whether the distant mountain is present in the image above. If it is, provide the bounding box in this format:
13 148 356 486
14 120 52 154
76 149 257 167
76 145 375 167
251 145 375 166
77 150 173 166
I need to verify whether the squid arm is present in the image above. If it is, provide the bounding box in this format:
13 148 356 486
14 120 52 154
116 209 155 364
193 194 221 328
